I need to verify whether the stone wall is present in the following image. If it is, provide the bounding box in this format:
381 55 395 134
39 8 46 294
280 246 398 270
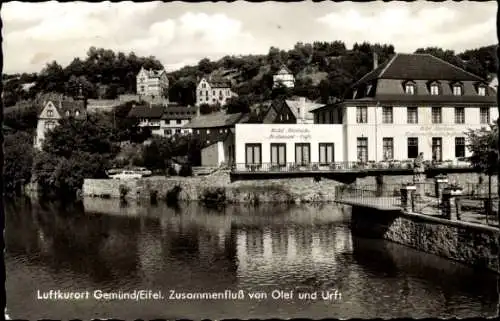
349 205 500 273
83 172 345 204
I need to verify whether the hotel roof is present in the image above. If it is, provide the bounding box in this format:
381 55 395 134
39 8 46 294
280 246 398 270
354 53 485 86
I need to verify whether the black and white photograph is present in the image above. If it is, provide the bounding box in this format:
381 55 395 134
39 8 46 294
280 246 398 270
2 0 499 319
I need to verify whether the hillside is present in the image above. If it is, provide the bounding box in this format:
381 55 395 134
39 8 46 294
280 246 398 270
3 42 498 109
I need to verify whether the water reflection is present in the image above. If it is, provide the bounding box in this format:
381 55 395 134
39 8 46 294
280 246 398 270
5 198 498 319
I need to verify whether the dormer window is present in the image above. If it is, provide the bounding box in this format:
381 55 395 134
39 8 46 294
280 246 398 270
65 111 70 116
452 83 463 96
430 82 440 95
75 111 80 116
478 85 487 96
404 82 416 95
47 109 53 117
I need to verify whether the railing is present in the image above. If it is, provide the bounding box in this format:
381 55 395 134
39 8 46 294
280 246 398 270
231 160 471 173
336 183 499 227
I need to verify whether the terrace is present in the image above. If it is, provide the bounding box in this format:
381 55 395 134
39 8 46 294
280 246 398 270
335 182 499 228
230 160 477 182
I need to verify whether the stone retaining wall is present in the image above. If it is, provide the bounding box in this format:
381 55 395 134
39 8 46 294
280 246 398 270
83 172 345 204
349 205 500 274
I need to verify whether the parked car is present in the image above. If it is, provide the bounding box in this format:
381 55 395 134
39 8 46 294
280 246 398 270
109 170 143 180
131 167 152 177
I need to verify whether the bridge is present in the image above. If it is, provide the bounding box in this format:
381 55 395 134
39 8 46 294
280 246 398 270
230 160 478 183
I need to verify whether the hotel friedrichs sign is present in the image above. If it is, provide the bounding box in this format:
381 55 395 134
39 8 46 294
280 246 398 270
405 125 464 136
268 127 312 141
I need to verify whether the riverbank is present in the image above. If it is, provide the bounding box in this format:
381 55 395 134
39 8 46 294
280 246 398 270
82 171 490 204
83 171 343 204
348 204 500 274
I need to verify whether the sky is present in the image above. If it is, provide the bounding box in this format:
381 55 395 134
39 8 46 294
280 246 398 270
1 0 497 74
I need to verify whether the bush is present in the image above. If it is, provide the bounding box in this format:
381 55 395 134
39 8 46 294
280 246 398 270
179 164 193 177
150 190 158 204
201 187 226 205
119 184 130 200
166 185 182 205
167 166 178 176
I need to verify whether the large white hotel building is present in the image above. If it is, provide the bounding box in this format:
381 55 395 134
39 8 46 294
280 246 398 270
233 53 498 168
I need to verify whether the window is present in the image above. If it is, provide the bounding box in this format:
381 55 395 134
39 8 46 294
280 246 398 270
245 143 262 165
140 85 145 91
453 84 463 96
478 86 486 96
295 143 311 166
432 137 442 162
357 138 368 163
75 111 80 116
455 137 465 157
205 90 208 96
47 109 53 117
432 107 442 124
382 138 393 160
65 111 70 117
430 84 439 95
382 107 393 124
454 107 465 124
270 143 286 166
407 107 418 124
329 111 334 123
175 129 181 134
207 129 210 134
202 83 206 88
405 83 415 95
407 137 419 158
319 143 334 165
480 108 490 124
164 129 172 136
356 106 367 123
176 119 182 124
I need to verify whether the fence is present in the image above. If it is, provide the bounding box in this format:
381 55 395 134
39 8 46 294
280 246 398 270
231 160 472 173
335 183 499 227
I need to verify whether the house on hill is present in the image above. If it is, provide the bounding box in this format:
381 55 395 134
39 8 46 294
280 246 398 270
136 66 169 104
184 112 250 166
273 65 295 88
195 77 237 107
34 96 87 150
127 103 198 137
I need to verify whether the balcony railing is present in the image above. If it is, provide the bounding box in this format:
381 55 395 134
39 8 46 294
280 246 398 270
231 160 472 173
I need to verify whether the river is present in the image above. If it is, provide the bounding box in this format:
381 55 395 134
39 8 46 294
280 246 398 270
5 197 498 319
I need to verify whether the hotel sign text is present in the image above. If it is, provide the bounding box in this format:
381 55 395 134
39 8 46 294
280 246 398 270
405 125 466 137
269 128 312 140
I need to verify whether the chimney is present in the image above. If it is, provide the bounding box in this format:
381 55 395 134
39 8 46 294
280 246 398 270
373 52 378 70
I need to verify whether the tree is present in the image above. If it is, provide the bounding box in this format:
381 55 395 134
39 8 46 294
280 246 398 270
225 96 251 114
199 103 219 114
4 131 34 196
34 114 121 199
466 124 499 174
42 114 118 158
